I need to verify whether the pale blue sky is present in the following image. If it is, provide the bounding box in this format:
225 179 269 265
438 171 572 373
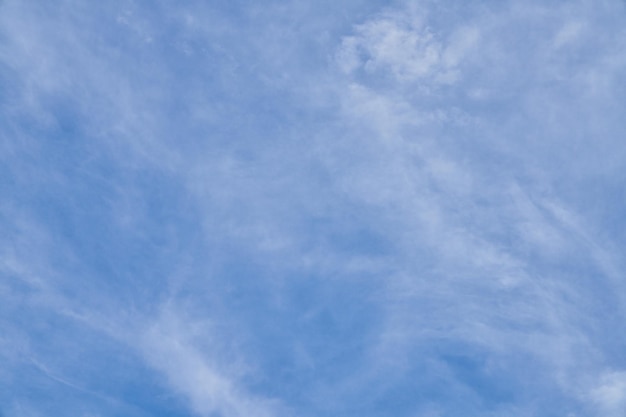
2 1 626 416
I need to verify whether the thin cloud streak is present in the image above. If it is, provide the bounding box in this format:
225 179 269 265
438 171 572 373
1 0 626 416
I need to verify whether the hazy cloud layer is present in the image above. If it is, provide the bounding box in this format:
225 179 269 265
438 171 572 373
2 0 626 416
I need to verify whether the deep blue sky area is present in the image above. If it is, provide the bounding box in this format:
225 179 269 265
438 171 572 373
2 1 626 416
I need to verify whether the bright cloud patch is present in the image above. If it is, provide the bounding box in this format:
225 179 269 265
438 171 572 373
337 8 478 85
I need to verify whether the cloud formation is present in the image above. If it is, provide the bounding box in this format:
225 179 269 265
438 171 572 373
1 0 626 416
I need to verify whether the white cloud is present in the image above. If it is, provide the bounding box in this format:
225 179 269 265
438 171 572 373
328 0 626 411
336 7 478 86
139 306 280 417
590 371 626 416
2 0 626 415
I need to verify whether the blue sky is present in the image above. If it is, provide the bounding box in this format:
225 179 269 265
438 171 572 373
2 0 626 416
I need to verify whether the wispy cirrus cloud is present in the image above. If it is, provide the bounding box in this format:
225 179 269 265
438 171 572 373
323 0 626 414
2 0 626 416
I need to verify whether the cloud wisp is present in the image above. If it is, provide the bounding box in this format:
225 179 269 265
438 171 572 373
1 0 626 416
